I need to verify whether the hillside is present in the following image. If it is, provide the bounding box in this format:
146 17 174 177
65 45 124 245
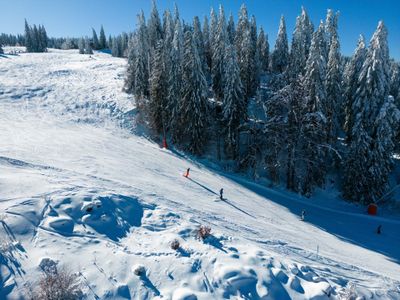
0 49 399 299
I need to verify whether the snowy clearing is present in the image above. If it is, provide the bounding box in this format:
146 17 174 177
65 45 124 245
0 49 399 299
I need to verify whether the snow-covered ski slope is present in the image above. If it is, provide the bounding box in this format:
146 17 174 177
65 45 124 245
0 49 399 299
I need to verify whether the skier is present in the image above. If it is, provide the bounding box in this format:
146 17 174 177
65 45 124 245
301 209 306 221
184 168 190 178
377 225 382 234
219 188 224 200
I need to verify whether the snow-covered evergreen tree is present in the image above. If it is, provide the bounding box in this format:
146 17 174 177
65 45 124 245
0 43 3 54
99 25 107 49
227 14 235 44
343 21 400 203
301 21 328 196
271 15 289 73
257 27 269 74
166 20 183 142
85 37 93 54
209 7 218 63
180 30 209 154
149 41 167 133
203 16 212 72
325 11 342 143
249 15 260 96
131 11 150 104
289 7 313 79
222 43 246 158
212 5 228 100
108 35 113 49
343 35 366 140
148 0 163 51
24 19 33 52
80 36 88 54
92 28 99 50
193 16 207 76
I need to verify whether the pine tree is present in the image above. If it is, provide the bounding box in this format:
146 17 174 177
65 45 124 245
344 21 400 204
78 37 85 54
133 11 150 104
85 37 93 54
193 16 207 76
227 13 235 44
203 16 212 72
180 30 209 154
148 0 163 51
249 15 259 96
99 25 107 49
0 43 3 54
343 35 367 141
289 7 314 79
325 11 341 143
167 20 183 142
149 41 167 133
271 15 289 73
222 43 246 158
92 28 99 50
108 35 113 49
24 19 33 52
209 7 218 62
257 27 269 73
301 21 328 196
212 5 228 100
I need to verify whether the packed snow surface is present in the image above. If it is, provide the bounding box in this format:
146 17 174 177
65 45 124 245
0 48 399 299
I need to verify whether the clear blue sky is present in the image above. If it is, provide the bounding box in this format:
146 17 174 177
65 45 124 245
1 0 399 59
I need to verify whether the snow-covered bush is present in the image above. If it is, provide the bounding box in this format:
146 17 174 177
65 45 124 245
170 239 180 250
197 225 211 240
133 264 146 276
30 266 82 300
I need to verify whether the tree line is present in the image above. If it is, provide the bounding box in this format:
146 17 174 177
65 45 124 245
124 2 400 204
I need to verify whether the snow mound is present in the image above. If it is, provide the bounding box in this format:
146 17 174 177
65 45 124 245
42 191 146 241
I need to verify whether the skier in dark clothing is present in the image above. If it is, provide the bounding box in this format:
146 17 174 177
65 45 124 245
184 168 190 178
219 188 224 200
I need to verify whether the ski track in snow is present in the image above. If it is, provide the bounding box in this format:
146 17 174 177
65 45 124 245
0 48 399 299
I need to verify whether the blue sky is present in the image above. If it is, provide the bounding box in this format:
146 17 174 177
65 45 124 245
1 0 399 59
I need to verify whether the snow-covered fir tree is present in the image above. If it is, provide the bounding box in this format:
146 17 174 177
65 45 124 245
212 5 228 100
92 28 99 50
301 21 329 196
180 30 209 154
227 13 235 45
343 35 367 141
202 16 212 72
149 41 167 134
289 7 313 79
99 25 107 49
249 15 260 96
257 27 269 74
166 20 183 142
126 11 150 106
85 37 93 54
0 43 3 54
78 37 85 54
325 11 342 143
343 21 400 204
193 16 207 77
222 43 246 158
271 15 289 73
148 0 163 51
209 7 218 64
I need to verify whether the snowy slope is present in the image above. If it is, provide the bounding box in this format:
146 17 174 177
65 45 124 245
0 49 399 299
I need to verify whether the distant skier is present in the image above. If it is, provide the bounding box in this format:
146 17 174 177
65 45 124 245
377 225 382 234
301 209 306 221
184 168 190 178
219 188 224 200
